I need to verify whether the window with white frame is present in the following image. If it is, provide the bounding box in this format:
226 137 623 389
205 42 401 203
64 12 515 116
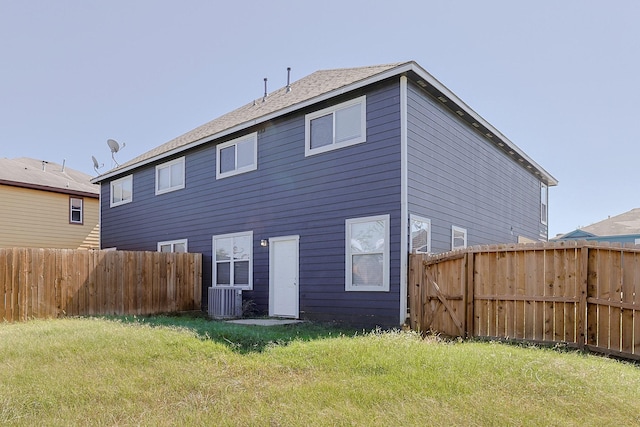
452 226 467 250
69 197 83 224
410 215 431 253
110 175 133 207
158 239 188 253
156 157 185 195
305 96 366 156
346 214 389 292
540 183 548 225
213 231 253 289
216 133 257 179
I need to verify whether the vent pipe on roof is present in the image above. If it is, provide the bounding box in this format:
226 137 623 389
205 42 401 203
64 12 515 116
286 67 291 92
61 158 66 172
41 160 48 172
263 78 268 103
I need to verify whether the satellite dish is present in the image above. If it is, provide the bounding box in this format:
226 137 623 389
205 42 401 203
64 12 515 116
91 156 104 174
107 139 126 166
107 139 121 153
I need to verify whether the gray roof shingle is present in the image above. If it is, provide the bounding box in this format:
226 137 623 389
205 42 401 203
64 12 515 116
0 157 99 196
579 208 640 236
92 61 557 187
98 62 407 177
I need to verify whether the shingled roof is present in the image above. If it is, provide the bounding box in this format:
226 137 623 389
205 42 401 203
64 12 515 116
579 208 640 236
93 61 558 186
0 157 99 197
97 62 405 179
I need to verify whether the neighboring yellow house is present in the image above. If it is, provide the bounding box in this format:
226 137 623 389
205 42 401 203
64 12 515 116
0 157 99 249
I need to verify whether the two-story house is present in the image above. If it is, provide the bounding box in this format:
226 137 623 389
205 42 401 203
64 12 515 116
0 157 99 249
92 61 557 327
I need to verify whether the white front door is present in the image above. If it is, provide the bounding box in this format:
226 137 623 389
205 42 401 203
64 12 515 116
269 235 299 318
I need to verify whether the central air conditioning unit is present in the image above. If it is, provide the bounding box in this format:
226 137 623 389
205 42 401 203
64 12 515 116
208 287 243 319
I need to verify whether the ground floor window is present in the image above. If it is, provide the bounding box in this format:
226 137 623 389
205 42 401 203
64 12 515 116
345 214 390 292
213 231 253 289
410 215 431 253
452 226 467 250
158 239 188 253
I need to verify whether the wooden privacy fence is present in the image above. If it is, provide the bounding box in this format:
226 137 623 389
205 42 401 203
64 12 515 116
1 248 202 322
409 241 640 360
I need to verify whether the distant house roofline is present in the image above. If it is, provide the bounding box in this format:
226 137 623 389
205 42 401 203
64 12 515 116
0 178 99 198
0 157 99 196
91 61 558 187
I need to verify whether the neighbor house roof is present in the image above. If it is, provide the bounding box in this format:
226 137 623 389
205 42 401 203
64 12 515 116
0 157 99 197
92 61 558 186
576 208 640 236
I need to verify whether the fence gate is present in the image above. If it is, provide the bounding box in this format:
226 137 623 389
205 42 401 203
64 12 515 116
409 253 467 336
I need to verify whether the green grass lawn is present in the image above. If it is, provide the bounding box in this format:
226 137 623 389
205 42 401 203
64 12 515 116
1 316 640 426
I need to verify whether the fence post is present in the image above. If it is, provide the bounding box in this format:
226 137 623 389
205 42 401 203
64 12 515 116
465 251 475 338
577 245 589 351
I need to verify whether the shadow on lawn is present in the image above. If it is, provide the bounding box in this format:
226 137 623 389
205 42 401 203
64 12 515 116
116 313 361 354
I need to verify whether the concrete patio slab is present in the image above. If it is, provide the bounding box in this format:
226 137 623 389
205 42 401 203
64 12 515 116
226 318 304 326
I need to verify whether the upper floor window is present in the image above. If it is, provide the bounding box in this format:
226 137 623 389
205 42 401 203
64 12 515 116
452 226 467 250
410 215 431 253
305 96 366 156
69 197 83 224
216 133 257 179
110 175 133 207
213 231 253 289
158 239 188 253
156 157 185 195
346 214 390 292
540 183 548 225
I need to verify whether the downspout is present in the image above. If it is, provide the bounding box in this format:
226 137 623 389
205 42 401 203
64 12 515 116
399 75 409 325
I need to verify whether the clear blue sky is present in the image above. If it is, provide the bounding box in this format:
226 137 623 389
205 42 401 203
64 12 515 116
1 0 638 237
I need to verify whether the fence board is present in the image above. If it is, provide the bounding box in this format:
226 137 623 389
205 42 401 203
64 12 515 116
1 248 202 322
621 251 635 354
610 249 623 352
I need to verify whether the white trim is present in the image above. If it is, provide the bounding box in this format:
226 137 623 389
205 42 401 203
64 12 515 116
410 214 432 254
109 174 133 207
399 76 409 324
157 238 188 253
69 196 83 224
92 62 557 187
451 225 468 250
540 182 548 225
304 95 366 156
345 214 390 292
212 230 253 290
216 133 258 179
155 157 185 195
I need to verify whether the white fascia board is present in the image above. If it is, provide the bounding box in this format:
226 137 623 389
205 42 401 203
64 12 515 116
408 63 558 186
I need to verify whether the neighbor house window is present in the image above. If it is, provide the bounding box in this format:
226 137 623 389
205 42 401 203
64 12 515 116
156 157 185 195
158 239 187 253
452 226 467 250
305 96 366 156
69 197 83 224
216 133 257 179
410 215 431 253
213 231 253 289
110 175 133 207
346 214 390 292
540 183 548 225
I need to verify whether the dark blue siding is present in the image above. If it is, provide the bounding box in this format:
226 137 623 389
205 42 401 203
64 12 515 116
101 82 402 327
406 81 547 251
